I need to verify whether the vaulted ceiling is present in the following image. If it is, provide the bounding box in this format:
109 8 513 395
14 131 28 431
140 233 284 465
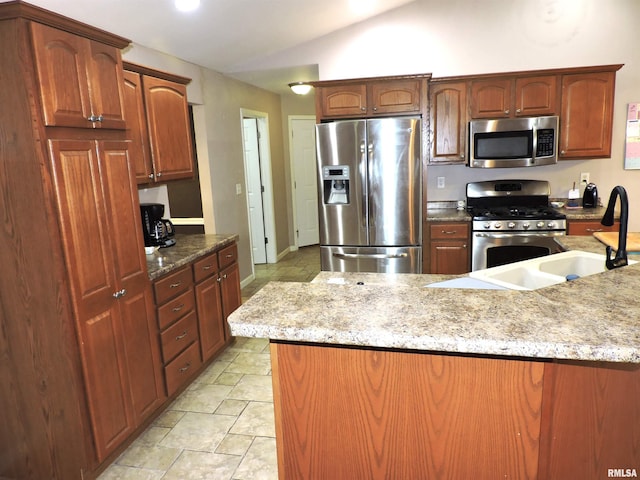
23 0 416 94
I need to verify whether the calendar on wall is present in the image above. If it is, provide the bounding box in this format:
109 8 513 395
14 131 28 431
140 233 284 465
624 102 640 169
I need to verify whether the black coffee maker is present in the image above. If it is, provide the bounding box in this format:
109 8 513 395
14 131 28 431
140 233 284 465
140 203 176 247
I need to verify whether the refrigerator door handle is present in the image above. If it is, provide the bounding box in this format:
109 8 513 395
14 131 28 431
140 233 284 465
333 252 409 260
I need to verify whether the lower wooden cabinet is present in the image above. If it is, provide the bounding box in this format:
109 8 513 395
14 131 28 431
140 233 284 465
567 219 618 235
152 242 241 395
427 222 470 274
271 343 640 480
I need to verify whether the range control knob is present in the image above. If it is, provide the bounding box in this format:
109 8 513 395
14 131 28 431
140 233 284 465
536 221 545 228
507 222 516 229
523 222 531 230
548 222 555 229
483 222 491 229
494 222 503 229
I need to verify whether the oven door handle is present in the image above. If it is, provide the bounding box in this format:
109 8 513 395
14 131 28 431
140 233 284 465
473 231 565 238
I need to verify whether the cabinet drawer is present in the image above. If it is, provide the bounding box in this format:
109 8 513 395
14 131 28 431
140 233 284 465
430 223 469 239
218 243 238 269
160 310 198 364
154 266 193 304
157 289 195 330
193 252 219 283
567 220 618 236
164 341 201 396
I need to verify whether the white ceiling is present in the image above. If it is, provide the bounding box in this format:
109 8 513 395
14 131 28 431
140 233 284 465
23 0 416 94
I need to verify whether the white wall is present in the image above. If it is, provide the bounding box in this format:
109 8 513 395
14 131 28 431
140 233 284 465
250 0 640 229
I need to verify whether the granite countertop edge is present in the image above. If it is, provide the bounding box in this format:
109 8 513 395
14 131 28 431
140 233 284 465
146 233 239 280
229 236 640 364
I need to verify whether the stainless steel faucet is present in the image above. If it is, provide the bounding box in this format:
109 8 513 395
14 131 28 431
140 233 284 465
601 185 628 270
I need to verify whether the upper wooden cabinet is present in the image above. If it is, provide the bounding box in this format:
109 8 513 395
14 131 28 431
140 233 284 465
559 71 616 159
470 75 557 118
31 22 126 129
124 63 195 184
315 77 427 120
429 81 468 164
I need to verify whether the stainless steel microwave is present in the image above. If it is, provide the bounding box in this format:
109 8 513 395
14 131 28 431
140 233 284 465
468 115 559 168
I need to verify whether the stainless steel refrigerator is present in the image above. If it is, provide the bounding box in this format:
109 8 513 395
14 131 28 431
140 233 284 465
316 116 422 273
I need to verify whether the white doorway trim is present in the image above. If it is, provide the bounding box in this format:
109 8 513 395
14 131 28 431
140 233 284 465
288 115 319 250
240 108 277 265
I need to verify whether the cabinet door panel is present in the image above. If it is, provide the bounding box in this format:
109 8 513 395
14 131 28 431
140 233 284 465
220 263 241 339
48 140 117 317
369 80 420 114
31 23 92 128
123 70 154 183
429 82 468 164
119 287 165 424
195 276 225 361
87 42 126 129
99 141 148 291
318 84 367 118
560 72 615 159
470 79 511 118
143 76 194 181
515 75 557 116
81 308 133 460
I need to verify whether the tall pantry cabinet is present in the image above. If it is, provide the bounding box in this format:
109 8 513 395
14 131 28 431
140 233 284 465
0 3 162 479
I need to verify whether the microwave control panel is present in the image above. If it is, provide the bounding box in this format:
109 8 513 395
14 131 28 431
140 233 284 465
536 129 555 157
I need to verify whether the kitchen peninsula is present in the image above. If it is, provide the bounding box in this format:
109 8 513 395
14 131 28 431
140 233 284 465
228 236 640 479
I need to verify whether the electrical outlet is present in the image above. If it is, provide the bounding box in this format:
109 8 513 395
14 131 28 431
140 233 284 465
580 172 590 185
437 176 445 189
235 183 242 195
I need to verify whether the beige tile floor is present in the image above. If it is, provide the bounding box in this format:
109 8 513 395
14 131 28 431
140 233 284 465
98 245 320 480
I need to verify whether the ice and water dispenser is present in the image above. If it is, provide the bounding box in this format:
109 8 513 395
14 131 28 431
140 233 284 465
322 165 350 204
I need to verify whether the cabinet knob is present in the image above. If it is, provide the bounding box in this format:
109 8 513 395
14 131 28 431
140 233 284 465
504 110 509 115
560 150 566 155
516 108 521 113
372 106 378 111
148 173 154 179
361 106 366 112
156 172 163 178
87 114 104 122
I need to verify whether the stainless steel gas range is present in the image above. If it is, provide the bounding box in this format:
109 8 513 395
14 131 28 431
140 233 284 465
466 180 566 271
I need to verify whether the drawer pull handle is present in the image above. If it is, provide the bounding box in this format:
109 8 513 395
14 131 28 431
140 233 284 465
172 304 185 312
585 228 603 232
225 254 233 258
202 265 213 270
442 230 457 235
179 362 191 373
170 282 182 288
175 331 188 340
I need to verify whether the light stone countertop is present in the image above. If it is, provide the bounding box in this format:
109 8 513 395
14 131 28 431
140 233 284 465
228 235 640 364
145 233 239 280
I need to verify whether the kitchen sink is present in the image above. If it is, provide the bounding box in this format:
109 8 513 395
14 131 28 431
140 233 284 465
468 250 637 290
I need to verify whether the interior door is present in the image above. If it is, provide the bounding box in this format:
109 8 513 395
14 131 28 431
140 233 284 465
291 117 319 247
243 117 267 264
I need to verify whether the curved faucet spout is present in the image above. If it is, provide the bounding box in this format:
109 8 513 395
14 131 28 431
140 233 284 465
601 185 628 270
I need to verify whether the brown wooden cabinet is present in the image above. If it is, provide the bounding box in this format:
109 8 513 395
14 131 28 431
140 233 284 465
560 71 616 159
427 222 470 274
123 70 154 182
271 343 640 480
124 63 195 183
567 219 619 235
315 77 425 120
48 139 165 462
31 22 126 129
429 81 468 164
470 75 557 118
154 267 202 396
